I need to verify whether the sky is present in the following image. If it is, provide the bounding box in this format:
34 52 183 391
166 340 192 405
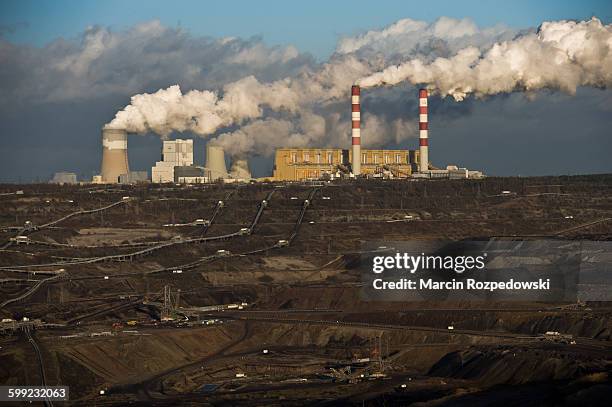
2 0 611 59
0 0 611 182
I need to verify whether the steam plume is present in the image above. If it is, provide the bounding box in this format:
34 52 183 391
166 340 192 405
357 18 612 101
105 76 299 136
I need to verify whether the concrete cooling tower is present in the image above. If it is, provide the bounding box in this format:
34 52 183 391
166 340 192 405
205 144 228 180
101 128 129 183
229 158 252 180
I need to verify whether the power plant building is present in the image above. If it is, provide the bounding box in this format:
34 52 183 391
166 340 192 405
174 166 209 183
98 87 482 185
119 171 148 184
273 148 420 181
152 139 194 183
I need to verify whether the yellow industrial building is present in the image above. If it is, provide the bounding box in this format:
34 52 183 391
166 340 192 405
272 148 420 181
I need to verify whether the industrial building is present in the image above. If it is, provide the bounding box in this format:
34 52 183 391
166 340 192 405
273 148 419 181
273 86 482 181
174 166 210 184
119 171 148 184
152 139 194 183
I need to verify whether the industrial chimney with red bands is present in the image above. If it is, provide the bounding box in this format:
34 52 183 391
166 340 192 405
351 85 361 176
419 89 428 172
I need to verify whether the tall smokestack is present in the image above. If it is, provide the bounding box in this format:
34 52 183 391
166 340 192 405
419 89 428 172
351 85 361 176
101 128 129 183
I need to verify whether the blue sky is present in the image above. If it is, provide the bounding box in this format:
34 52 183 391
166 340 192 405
2 0 611 58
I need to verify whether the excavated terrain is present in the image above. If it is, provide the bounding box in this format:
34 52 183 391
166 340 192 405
0 175 611 405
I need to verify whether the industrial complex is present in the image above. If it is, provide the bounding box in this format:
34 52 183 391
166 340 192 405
85 87 483 185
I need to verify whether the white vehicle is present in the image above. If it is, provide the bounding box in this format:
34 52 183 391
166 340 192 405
263 349 269 354
309 221 315 224
235 373 246 378
194 219 210 226
277 239 289 247
501 190 512 195
13 236 29 244
239 228 251 235
564 215 574 219
67 200 74 203
447 326 454 330
290 196 298 200
322 196 331 200
104 276 109 280
216 249 230 256
172 269 183 274
122 196 131 200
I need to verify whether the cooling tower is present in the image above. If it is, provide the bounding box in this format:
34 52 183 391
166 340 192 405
229 158 252 180
101 127 129 183
205 144 228 180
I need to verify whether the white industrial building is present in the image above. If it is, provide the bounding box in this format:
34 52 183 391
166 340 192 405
152 139 194 183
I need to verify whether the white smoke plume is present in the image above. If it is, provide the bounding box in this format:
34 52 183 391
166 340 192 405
357 18 612 101
103 17 610 158
106 76 300 136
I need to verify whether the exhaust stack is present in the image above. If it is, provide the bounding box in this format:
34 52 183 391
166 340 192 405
419 89 428 172
351 85 361 176
101 127 129 183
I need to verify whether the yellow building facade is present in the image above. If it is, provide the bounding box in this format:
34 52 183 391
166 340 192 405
272 148 420 181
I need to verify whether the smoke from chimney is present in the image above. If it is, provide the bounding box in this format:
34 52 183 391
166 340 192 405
357 18 612 101
101 17 610 162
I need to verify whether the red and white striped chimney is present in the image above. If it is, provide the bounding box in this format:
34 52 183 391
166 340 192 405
419 88 428 172
351 85 361 176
